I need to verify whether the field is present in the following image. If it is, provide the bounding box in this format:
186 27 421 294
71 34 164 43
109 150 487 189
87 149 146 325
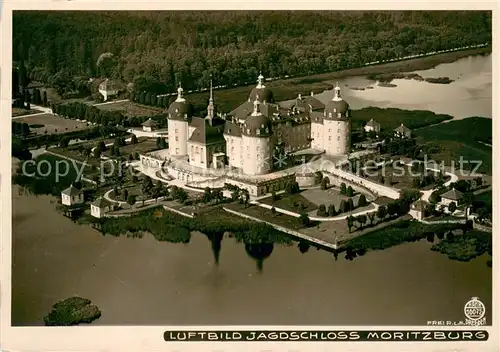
414 117 492 174
96 101 163 117
15 114 89 135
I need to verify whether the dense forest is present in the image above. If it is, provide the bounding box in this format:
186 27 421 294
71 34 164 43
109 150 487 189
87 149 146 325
13 11 491 94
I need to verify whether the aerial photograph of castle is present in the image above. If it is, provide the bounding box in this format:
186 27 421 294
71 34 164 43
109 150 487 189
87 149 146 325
9 10 492 327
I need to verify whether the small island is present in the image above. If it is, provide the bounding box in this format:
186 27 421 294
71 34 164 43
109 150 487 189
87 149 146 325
44 296 101 326
368 72 454 85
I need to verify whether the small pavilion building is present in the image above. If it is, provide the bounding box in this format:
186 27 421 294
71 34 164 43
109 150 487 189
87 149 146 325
409 200 429 221
61 185 84 206
142 118 159 132
393 123 412 138
364 118 381 134
91 197 113 218
98 79 119 101
440 188 463 207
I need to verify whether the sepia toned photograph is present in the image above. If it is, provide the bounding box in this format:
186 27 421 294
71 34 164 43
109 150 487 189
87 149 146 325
9 9 493 329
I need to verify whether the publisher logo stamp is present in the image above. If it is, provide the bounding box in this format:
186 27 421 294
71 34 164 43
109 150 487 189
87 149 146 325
427 297 486 326
464 297 486 326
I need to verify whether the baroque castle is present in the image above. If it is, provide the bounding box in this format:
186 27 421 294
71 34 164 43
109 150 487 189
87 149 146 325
166 74 351 176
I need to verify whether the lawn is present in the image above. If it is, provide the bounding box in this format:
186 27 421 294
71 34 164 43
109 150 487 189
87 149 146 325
103 138 158 158
12 107 42 117
226 202 315 231
96 101 163 117
15 114 89 135
259 191 318 213
431 230 491 262
414 117 492 174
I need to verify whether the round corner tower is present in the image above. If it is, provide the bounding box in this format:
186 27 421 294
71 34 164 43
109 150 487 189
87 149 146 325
241 99 273 175
167 85 192 156
323 83 351 156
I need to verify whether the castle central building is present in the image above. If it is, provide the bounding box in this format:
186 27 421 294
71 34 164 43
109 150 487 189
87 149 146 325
166 74 351 176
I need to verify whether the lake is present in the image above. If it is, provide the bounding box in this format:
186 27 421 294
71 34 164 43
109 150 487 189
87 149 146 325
11 186 492 326
11 54 492 326
316 54 492 120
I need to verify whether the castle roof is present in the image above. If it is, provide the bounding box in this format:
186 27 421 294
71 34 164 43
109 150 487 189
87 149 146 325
248 73 274 103
411 200 428 211
61 185 83 197
142 118 158 127
366 118 380 127
324 84 349 119
167 85 192 122
91 197 112 208
394 123 411 133
440 188 463 201
188 119 225 145
223 120 242 137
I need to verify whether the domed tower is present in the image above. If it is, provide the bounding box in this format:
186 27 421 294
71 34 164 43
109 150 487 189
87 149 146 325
167 84 192 156
241 99 273 175
248 73 274 104
323 83 351 156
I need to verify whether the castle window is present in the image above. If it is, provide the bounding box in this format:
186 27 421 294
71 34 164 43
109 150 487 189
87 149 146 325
329 112 332 118
337 136 340 141
338 113 342 118
337 129 340 133
337 147 340 153
175 136 179 142
256 129 260 135
333 108 337 113
247 129 250 134
257 154 260 160
328 129 331 133
329 136 331 141
175 129 178 133
256 146 260 152
196 146 199 153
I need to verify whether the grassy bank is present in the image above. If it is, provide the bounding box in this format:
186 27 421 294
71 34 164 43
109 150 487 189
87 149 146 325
430 230 492 262
351 107 453 131
97 206 294 245
414 117 492 174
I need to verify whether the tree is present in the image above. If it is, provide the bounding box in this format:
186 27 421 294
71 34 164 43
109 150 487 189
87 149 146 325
340 182 347 195
387 202 399 218
367 212 376 225
202 187 212 203
346 215 355 233
429 191 441 204
314 171 323 184
285 181 300 195
358 194 367 207
299 212 310 227
121 189 129 202
376 205 387 220
347 198 354 211
271 190 278 202
346 186 354 197
320 177 329 190
97 141 107 152
461 191 475 219
42 90 48 106
19 60 29 88
271 206 277 217
59 136 71 148
93 148 102 158
357 214 367 229
448 201 457 213
328 204 336 217
131 134 138 144
317 204 326 217
127 194 136 206
339 200 349 213
152 182 165 202
378 175 385 184
176 188 188 203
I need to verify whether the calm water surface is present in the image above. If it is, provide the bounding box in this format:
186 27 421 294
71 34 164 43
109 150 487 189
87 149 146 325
12 188 492 326
316 54 492 120
11 55 493 326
